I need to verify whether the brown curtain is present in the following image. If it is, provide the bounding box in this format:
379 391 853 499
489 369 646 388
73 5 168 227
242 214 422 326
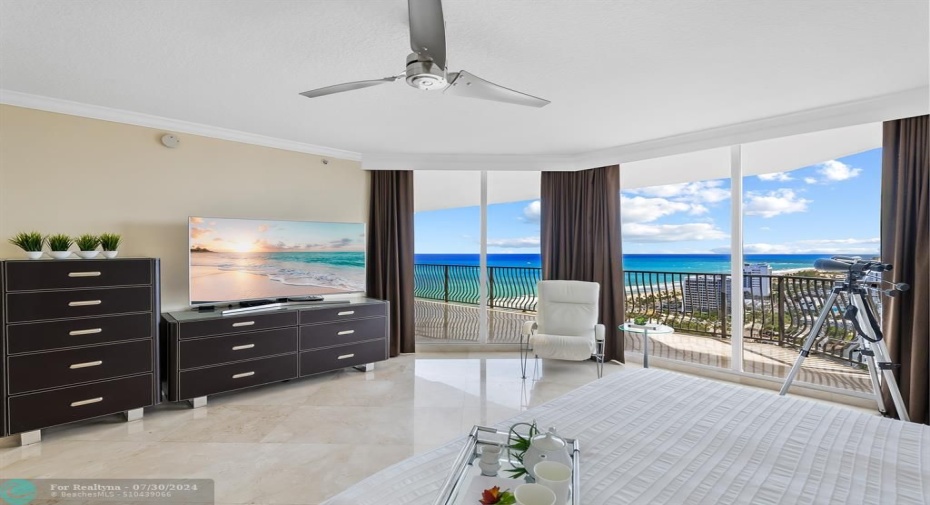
881 114 929 424
541 165 625 362
366 170 416 356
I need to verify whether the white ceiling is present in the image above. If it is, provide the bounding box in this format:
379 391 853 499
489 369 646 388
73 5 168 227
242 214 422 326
1 0 927 161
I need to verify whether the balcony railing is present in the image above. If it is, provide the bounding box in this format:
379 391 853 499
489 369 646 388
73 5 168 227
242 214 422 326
413 264 869 364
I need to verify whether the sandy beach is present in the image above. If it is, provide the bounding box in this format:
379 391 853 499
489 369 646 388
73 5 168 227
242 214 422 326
191 265 347 302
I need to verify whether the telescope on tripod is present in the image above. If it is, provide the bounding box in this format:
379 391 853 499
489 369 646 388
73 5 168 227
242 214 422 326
779 256 911 422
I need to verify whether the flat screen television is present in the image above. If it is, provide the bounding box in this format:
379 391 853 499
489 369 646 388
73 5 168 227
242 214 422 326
189 216 366 305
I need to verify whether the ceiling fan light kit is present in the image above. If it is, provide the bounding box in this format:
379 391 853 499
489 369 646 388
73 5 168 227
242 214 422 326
299 0 549 108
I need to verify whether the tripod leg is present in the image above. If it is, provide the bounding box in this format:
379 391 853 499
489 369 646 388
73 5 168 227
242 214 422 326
851 294 911 422
780 291 841 395
860 341 887 415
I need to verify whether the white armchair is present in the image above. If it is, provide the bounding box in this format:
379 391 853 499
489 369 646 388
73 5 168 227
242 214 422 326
521 280 606 378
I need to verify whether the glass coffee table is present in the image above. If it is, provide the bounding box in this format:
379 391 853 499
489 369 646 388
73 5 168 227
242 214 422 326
619 323 674 368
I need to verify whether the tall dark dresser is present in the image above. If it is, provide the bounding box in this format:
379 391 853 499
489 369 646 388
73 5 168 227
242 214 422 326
1 258 160 445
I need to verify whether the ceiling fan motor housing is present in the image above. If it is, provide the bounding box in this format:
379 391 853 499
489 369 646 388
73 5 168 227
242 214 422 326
405 52 446 90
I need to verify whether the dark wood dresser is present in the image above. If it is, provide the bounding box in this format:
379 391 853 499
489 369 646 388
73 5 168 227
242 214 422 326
161 299 389 406
0 258 160 444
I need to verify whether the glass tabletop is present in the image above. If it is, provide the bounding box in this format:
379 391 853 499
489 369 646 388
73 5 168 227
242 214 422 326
618 323 674 334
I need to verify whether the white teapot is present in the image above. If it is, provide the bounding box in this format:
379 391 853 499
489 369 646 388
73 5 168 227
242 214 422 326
523 427 572 479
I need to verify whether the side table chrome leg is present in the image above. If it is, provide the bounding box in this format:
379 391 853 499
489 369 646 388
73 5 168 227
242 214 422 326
188 396 207 409
19 430 41 446
125 408 144 422
643 329 649 369
353 363 374 372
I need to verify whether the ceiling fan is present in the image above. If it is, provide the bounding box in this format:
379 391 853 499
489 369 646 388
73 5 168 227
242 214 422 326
299 0 550 108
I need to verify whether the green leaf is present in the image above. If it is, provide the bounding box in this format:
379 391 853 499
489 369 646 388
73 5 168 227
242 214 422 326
498 492 516 505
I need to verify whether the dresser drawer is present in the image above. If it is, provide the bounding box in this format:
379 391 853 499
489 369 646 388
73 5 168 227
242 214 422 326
5 286 152 323
8 374 153 434
300 317 386 350
299 339 388 376
7 313 153 354
178 354 297 400
8 340 152 394
179 327 298 369
178 311 297 339
299 302 386 325
4 259 152 292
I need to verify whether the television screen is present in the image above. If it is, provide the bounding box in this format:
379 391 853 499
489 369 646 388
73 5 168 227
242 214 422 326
189 216 366 305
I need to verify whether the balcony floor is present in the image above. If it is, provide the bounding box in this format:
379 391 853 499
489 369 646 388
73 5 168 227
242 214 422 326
415 299 872 394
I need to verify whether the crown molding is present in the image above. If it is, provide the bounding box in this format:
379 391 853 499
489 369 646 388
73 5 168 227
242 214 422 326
0 89 362 161
364 85 929 171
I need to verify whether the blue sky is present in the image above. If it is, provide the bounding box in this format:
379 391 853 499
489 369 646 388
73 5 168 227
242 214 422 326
415 148 881 255
190 217 365 253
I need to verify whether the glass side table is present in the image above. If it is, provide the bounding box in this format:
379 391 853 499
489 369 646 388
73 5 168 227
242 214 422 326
618 323 674 368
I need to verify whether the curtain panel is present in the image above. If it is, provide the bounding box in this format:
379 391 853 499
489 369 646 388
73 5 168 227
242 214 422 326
366 170 416 356
541 165 625 362
881 114 929 424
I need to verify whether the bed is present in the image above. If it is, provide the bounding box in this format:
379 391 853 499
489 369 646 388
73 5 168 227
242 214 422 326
322 368 930 505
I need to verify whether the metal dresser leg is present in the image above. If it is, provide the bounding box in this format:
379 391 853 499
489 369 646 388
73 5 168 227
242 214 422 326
188 396 208 409
125 408 144 422
19 430 41 446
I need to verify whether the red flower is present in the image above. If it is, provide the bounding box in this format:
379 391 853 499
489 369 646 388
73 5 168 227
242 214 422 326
479 486 515 505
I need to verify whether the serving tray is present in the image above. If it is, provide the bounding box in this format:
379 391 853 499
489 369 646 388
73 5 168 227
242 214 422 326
433 425 580 505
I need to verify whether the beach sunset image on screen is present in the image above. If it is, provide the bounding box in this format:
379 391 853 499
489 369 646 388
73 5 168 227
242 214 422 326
189 217 365 304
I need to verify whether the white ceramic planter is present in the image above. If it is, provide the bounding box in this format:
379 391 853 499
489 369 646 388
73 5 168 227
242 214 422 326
102 250 119 259
48 251 72 259
76 250 100 259
25 251 43 260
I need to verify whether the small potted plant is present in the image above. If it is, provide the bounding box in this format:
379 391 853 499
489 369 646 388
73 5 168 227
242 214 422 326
47 234 74 259
99 233 122 259
74 234 101 259
8 231 44 259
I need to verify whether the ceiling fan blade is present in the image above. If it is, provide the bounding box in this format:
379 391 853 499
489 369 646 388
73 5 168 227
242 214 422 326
408 0 447 69
444 71 550 108
299 76 398 99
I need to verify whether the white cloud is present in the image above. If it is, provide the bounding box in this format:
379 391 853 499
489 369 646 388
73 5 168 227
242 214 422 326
487 236 540 248
627 180 729 204
744 189 810 218
521 200 541 223
757 172 793 182
817 160 862 182
804 177 818 184
717 237 880 255
688 204 709 215
620 196 691 224
622 223 728 243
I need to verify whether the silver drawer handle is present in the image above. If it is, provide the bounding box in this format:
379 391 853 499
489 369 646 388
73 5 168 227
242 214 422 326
69 300 102 307
71 397 103 407
69 328 102 336
337 311 355 316
232 371 255 379
232 344 255 351
337 353 355 360
68 271 101 278
70 360 103 369
232 321 255 327
337 330 355 336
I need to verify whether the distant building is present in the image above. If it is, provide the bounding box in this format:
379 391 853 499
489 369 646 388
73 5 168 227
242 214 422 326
743 263 773 297
681 263 773 312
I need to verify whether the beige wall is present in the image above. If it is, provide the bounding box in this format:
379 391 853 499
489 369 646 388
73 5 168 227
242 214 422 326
0 105 368 311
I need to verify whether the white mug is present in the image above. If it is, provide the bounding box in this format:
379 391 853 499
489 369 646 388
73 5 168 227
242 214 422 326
533 461 571 505
514 483 556 505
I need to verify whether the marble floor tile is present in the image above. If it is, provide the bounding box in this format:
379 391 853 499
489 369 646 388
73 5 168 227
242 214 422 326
0 352 871 504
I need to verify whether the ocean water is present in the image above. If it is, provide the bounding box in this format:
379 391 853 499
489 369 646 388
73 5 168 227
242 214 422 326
414 253 835 273
191 251 366 292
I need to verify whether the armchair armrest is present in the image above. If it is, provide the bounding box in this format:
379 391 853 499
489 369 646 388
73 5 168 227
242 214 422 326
595 324 606 342
522 320 538 337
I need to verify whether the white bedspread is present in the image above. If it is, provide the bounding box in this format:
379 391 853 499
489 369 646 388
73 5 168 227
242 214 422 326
322 368 930 505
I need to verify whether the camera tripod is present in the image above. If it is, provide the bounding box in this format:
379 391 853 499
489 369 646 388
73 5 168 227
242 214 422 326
779 257 911 422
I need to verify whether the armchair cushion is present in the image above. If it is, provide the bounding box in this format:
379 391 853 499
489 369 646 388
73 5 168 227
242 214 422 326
530 333 596 360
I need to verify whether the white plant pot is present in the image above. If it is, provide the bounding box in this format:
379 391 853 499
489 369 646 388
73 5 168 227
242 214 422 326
76 250 100 259
25 251 43 260
102 250 119 259
48 251 72 259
